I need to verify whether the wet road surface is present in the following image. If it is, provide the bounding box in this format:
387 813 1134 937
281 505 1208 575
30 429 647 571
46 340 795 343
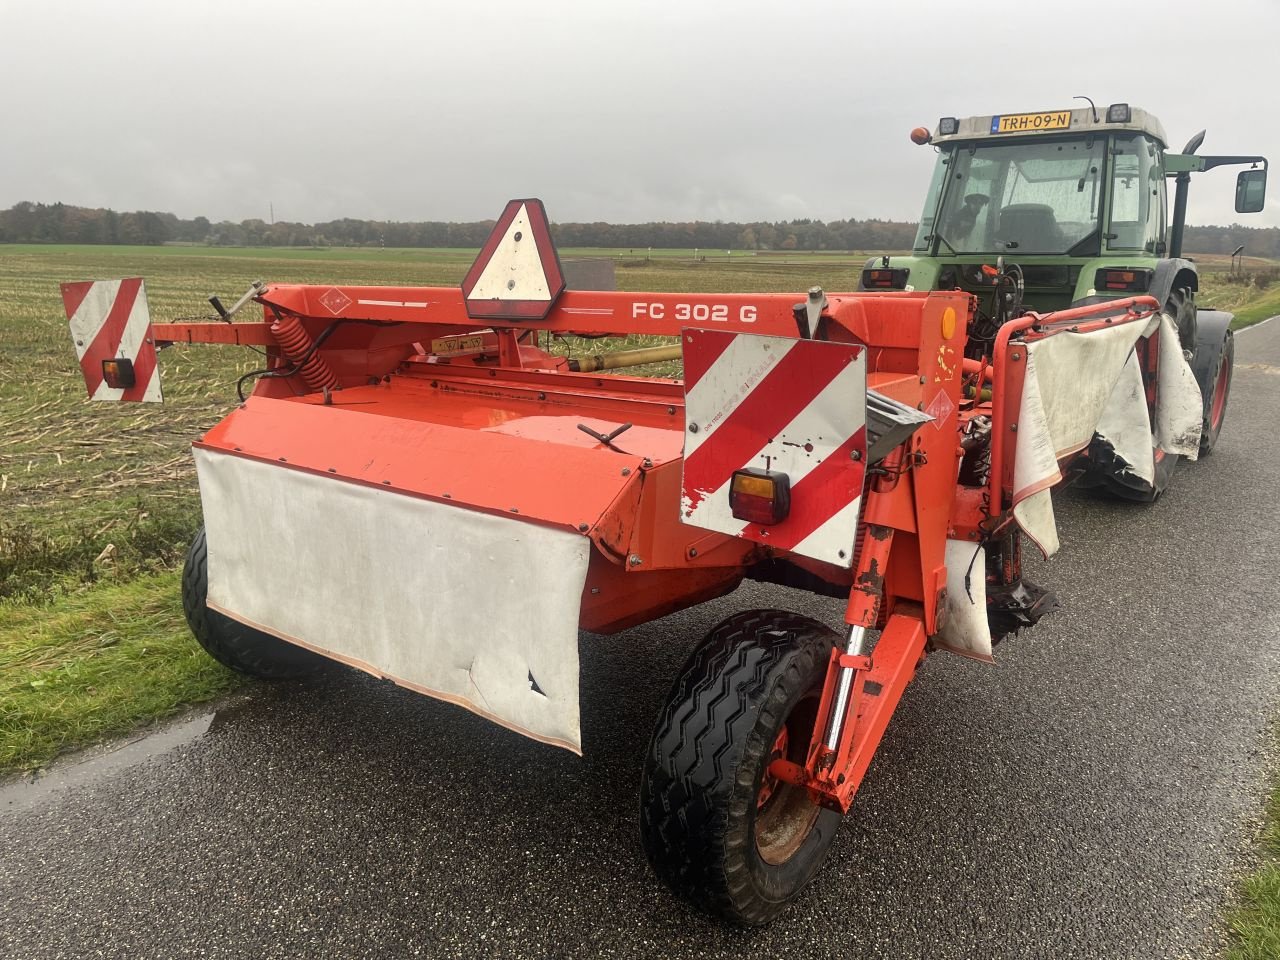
3 319 1280 960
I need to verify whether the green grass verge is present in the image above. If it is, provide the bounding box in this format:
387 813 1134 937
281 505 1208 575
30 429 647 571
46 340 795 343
1193 262 1280 330
0 570 240 773
1227 780 1280 959
1229 287 1280 329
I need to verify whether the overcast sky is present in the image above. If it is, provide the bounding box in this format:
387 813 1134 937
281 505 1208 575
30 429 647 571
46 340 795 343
2 0 1277 229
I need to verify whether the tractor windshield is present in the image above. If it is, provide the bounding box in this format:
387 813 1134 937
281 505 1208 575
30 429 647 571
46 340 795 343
921 137 1107 255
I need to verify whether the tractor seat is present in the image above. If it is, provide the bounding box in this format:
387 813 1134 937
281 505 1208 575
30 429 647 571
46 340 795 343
997 203 1062 252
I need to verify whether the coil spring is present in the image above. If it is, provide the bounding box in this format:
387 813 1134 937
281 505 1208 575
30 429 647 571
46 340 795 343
270 315 338 392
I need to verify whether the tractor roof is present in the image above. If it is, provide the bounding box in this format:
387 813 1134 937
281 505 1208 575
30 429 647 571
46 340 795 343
932 106 1168 148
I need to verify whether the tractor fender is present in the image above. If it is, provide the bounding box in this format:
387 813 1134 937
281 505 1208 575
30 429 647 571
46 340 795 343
1148 258 1199 306
1190 309 1233 418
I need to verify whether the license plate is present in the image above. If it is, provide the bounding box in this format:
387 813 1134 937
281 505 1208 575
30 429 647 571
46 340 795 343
990 110 1072 134
431 333 487 357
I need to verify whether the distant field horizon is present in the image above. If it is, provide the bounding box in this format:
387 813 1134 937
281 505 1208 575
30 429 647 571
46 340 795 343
4 243 1277 274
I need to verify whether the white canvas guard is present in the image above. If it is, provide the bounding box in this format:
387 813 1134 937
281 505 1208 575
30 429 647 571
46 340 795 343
1152 313 1205 456
935 539 994 662
1093 353 1156 487
194 448 591 753
1010 312 1202 556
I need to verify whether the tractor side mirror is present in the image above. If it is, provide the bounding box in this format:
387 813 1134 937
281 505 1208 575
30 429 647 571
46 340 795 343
1236 168 1267 213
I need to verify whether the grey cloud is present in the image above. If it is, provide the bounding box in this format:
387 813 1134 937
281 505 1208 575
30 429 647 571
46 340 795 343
2 0 1276 229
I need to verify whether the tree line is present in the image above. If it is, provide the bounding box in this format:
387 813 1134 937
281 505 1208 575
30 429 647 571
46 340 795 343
1 200 1277 257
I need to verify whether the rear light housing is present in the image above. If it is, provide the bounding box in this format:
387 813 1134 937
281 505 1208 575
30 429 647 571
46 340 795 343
1094 267 1152 292
729 469 791 526
102 357 136 389
861 267 910 290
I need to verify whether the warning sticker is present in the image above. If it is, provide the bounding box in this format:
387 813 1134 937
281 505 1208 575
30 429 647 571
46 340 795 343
925 388 955 430
318 288 353 316
431 333 487 357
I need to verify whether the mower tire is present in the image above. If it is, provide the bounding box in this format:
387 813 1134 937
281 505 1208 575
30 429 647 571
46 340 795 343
1092 450 1176 503
182 527 321 680
639 609 842 925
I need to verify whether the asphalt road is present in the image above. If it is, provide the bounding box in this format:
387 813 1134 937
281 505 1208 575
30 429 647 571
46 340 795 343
4 320 1280 960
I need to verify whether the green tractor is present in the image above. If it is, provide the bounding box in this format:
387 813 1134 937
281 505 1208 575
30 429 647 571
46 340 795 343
863 102 1268 498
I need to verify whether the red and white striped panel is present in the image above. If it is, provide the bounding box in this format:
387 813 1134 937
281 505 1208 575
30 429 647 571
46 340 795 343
61 278 162 403
681 329 866 568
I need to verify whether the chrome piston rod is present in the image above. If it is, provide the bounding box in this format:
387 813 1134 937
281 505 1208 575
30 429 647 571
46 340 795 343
823 623 871 751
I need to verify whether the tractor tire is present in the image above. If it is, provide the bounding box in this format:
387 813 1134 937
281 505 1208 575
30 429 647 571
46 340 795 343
182 527 320 679
639 610 842 925
1198 329 1234 457
1166 286 1197 356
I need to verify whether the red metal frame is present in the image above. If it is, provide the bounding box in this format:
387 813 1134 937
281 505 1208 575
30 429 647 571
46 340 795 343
157 276 1163 813
987 295 1159 514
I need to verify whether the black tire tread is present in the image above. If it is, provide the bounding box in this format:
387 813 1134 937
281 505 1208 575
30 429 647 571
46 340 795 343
182 528 319 680
1167 286 1197 355
639 609 840 925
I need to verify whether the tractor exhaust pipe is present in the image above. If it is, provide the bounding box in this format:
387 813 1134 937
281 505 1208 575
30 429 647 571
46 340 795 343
1169 129 1205 259
1169 172 1191 258
568 344 681 373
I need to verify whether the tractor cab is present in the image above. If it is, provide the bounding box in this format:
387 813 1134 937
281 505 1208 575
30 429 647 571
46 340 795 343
866 103 1268 322
890 106 1175 314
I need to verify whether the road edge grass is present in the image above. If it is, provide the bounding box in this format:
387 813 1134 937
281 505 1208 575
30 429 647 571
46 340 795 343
1230 289 1280 329
1222 301 1280 957
1226 757 1280 959
0 568 241 773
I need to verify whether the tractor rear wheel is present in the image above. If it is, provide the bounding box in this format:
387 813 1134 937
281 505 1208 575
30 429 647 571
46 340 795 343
639 610 842 925
1198 329 1234 456
181 527 320 679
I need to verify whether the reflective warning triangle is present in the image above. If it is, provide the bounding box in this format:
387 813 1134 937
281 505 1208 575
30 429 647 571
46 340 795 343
462 198 565 321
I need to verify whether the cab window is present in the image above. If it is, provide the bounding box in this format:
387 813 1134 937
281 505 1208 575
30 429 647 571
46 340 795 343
1108 135 1163 253
929 136 1106 255
912 155 949 251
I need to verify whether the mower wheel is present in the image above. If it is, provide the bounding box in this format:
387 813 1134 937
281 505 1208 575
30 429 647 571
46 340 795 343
1199 329 1234 457
1093 450 1176 504
639 609 842 925
181 527 320 679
